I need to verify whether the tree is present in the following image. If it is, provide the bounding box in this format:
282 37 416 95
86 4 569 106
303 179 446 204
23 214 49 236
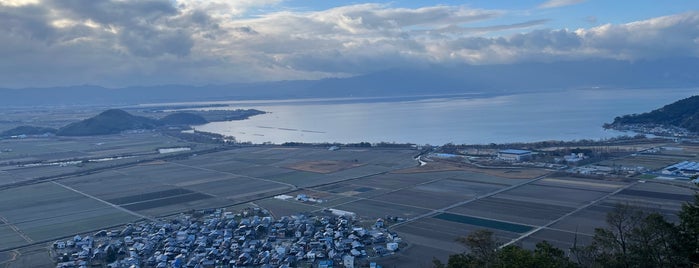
591 203 644 267
679 193 699 265
628 213 686 267
457 229 499 266
434 230 578 268
495 245 534 267
583 203 691 267
533 241 578 268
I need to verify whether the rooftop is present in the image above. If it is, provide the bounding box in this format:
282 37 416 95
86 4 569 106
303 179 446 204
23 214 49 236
665 161 699 171
499 149 532 155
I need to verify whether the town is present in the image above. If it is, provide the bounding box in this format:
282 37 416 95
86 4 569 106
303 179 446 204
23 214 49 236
53 206 401 268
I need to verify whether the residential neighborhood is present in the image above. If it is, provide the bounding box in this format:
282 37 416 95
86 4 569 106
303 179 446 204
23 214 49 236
53 207 401 268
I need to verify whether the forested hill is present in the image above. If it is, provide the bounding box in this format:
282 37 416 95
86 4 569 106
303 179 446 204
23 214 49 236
607 95 699 132
57 109 162 136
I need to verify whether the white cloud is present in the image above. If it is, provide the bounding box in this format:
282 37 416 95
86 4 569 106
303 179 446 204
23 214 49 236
538 0 586 9
0 1 697 88
0 0 38 7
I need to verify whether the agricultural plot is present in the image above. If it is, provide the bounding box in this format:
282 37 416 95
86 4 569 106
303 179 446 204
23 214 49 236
0 183 138 250
414 178 507 196
518 228 593 251
286 160 365 173
349 172 452 189
372 188 472 210
493 183 612 208
254 198 320 218
184 177 292 202
0 224 28 249
0 134 193 163
448 197 575 226
598 153 692 170
59 160 295 216
334 199 431 219
391 216 521 265
536 177 626 191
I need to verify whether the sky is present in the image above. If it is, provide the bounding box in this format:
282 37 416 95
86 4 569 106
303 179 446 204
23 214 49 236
0 0 698 88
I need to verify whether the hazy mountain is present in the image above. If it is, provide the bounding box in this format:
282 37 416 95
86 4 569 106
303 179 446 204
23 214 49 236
2 59 698 107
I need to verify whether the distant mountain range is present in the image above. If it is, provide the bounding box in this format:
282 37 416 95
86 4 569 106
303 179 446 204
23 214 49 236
607 95 699 133
2 58 699 107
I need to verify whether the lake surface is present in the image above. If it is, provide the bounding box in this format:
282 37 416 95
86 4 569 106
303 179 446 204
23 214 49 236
193 88 698 145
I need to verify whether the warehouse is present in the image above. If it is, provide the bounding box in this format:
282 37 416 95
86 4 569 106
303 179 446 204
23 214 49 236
497 149 532 162
661 161 699 177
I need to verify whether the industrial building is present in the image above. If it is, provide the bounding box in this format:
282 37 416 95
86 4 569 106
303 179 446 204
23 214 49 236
497 149 532 162
661 161 699 177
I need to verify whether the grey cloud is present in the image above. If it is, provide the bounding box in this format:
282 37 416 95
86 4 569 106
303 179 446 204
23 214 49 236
118 28 193 57
52 0 177 26
46 0 195 57
334 5 500 29
0 2 698 88
0 4 55 41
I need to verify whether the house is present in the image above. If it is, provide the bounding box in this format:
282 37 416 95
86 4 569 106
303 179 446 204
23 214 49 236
564 153 587 163
497 149 532 162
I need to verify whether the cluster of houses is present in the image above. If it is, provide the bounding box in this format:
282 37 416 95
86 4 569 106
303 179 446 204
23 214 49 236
611 124 692 137
53 207 400 268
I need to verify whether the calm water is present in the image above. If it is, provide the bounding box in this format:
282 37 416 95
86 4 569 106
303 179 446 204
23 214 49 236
193 88 698 145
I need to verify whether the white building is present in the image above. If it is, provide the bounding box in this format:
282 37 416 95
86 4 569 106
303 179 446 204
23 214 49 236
497 149 532 162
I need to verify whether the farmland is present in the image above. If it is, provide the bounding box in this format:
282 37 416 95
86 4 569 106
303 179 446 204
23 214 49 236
0 134 697 267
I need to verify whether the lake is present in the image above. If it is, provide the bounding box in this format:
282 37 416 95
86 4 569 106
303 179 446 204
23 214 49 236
193 88 698 145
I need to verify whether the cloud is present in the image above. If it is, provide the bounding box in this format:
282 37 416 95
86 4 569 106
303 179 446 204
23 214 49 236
427 19 550 35
538 0 586 9
0 1 697 88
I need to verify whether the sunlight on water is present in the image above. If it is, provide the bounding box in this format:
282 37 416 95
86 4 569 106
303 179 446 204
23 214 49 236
194 88 698 145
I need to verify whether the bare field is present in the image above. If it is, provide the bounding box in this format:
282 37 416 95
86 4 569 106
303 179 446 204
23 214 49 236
372 188 472 210
335 199 431 219
0 224 28 249
254 198 320 218
598 154 689 170
494 183 611 208
448 197 573 226
395 159 551 179
286 160 365 173
0 183 138 250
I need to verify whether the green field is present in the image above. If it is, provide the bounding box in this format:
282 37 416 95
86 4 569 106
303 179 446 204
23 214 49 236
434 213 533 233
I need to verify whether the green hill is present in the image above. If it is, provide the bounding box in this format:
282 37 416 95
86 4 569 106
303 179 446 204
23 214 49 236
57 109 161 136
0 126 57 137
159 112 208 125
607 95 699 132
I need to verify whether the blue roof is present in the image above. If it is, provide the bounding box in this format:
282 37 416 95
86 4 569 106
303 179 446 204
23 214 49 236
666 161 699 171
499 149 531 155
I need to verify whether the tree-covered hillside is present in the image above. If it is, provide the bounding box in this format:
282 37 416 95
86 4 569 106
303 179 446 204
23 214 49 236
607 95 699 132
